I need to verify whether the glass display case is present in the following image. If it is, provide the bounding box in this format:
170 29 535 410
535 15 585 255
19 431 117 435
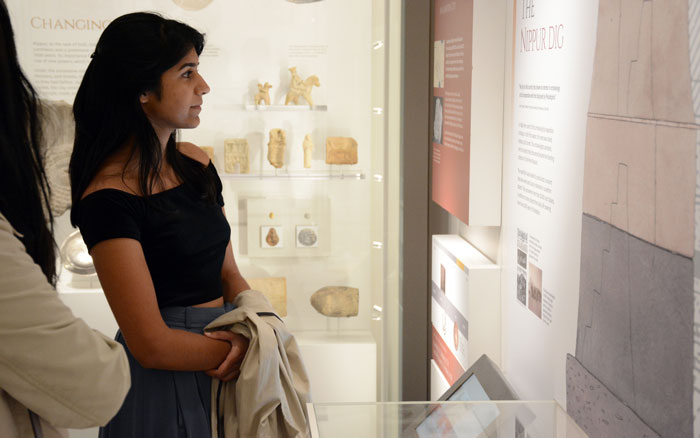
308 401 589 438
8 0 402 407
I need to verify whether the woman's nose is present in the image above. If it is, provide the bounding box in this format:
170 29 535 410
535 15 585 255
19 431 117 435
197 76 210 96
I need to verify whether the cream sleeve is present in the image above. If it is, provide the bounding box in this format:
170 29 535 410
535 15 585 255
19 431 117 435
0 216 130 428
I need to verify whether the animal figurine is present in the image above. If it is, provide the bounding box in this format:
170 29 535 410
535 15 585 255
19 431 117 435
285 67 320 108
255 82 272 105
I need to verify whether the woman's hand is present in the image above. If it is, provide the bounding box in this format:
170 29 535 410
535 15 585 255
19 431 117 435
204 331 249 381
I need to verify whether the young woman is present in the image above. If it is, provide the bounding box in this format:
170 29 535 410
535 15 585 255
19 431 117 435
69 12 250 437
0 0 130 435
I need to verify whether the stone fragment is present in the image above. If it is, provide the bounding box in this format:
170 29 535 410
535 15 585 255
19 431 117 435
247 277 287 317
267 129 286 168
224 139 250 174
325 137 358 164
265 227 280 247
310 286 359 317
302 134 313 168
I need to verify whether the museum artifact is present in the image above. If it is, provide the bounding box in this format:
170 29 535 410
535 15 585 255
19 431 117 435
41 100 74 216
302 134 314 168
265 227 280 247
285 67 320 108
201 146 214 161
296 227 318 247
267 129 287 168
310 286 359 317
172 0 213 11
224 138 250 173
60 230 95 275
325 137 358 164
255 82 272 105
247 277 287 316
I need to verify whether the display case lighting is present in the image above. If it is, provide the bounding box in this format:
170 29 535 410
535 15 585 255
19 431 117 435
371 305 383 321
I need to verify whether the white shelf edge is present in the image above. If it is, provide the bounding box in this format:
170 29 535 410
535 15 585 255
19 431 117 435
220 171 365 181
211 103 328 112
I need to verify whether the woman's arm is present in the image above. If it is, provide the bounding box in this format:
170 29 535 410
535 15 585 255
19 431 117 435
90 238 240 372
221 218 250 302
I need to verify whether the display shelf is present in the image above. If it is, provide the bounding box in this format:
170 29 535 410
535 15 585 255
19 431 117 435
244 104 328 112
296 331 376 402
219 171 365 181
211 103 328 112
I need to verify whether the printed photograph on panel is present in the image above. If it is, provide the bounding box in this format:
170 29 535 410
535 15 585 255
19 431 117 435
433 96 444 144
517 267 527 305
517 228 528 252
517 248 527 269
528 263 542 318
440 264 446 292
453 321 459 350
434 40 445 88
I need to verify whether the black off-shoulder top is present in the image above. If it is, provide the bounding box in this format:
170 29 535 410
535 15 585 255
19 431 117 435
75 161 230 308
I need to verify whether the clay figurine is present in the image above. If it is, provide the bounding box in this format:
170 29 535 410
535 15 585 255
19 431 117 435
302 134 313 168
267 129 286 168
285 67 320 108
255 82 272 105
224 138 250 173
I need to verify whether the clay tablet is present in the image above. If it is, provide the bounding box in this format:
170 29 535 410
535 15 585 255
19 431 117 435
325 137 358 165
201 146 214 161
224 139 250 174
247 277 287 317
310 286 359 317
267 129 287 168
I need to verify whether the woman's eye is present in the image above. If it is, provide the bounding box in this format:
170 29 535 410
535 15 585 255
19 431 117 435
183 70 193 78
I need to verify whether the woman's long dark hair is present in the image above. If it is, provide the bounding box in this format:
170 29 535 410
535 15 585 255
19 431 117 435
0 0 56 285
69 12 216 226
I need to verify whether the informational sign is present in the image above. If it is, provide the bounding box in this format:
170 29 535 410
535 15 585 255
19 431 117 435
504 0 598 403
431 0 473 223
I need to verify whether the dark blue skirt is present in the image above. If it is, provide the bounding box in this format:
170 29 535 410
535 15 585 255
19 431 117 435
100 303 234 438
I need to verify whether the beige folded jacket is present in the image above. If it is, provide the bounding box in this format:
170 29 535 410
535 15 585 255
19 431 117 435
205 290 311 438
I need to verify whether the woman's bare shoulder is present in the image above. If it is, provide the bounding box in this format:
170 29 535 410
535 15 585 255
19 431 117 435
80 163 137 200
177 142 210 166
